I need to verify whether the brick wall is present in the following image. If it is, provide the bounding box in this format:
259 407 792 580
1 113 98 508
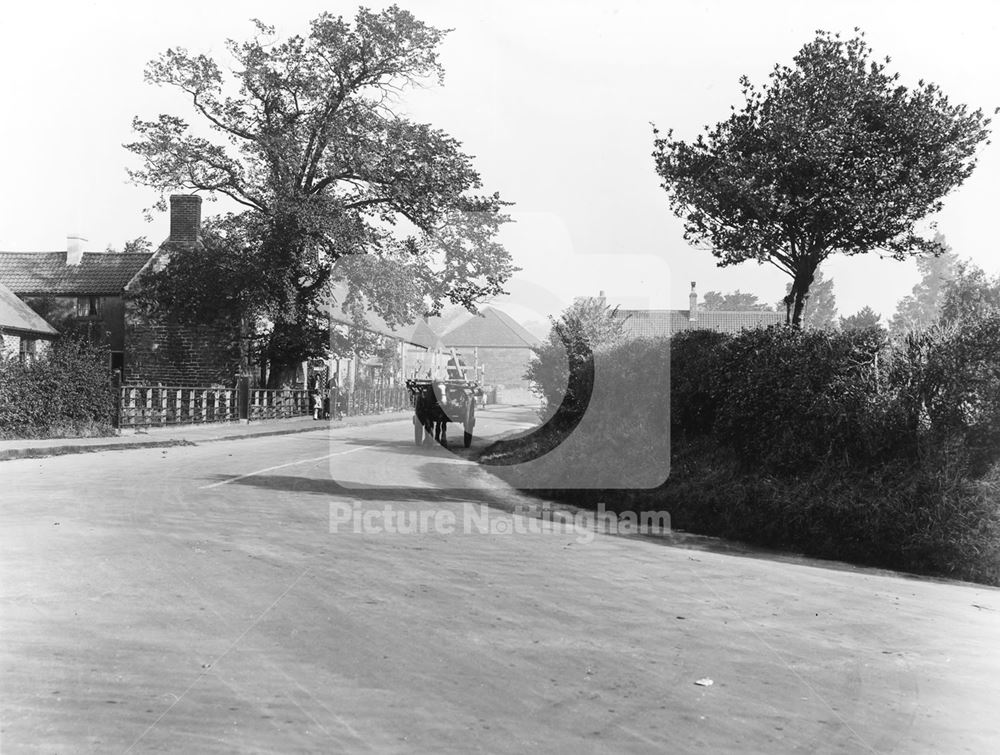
124 298 241 386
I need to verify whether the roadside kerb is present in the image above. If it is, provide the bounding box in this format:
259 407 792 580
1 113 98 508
0 411 414 462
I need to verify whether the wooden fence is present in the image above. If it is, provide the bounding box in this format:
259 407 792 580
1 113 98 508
117 384 411 429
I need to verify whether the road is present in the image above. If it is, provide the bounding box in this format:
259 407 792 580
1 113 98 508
2 406 999 753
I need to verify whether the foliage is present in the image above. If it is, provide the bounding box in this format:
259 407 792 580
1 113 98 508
662 440 1000 585
525 296 626 421
105 236 154 255
0 338 117 438
840 305 882 331
668 329 730 438
653 29 994 326
490 314 1000 584
700 290 772 311
708 325 896 473
939 261 1000 325
889 234 959 334
125 7 515 385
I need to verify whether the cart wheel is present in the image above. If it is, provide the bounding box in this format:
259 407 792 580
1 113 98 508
413 416 423 446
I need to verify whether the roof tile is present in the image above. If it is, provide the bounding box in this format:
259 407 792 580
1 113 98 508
0 252 153 296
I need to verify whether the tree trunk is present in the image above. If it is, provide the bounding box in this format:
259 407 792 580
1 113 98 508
265 359 301 389
788 266 817 328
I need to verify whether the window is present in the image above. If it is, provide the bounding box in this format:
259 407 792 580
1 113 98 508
76 296 100 317
19 338 36 363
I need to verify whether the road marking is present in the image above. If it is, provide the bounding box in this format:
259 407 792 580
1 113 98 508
199 446 371 489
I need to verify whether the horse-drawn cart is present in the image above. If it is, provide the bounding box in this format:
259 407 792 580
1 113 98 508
406 378 481 448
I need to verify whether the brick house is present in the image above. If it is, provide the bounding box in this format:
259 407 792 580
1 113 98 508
0 237 151 373
122 195 241 386
612 282 783 338
0 195 241 385
0 280 58 361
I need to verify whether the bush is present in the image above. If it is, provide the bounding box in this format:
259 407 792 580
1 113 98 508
488 313 1000 584
662 440 1000 585
0 338 117 438
669 329 730 439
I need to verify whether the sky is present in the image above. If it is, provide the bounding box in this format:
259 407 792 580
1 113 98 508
1 0 998 328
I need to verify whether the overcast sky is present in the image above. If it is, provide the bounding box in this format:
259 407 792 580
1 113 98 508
2 1 997 325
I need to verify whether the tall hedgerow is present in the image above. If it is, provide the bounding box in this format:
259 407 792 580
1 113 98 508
0 338 117 438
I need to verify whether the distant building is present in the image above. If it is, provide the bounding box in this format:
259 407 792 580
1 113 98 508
0 239 151 373
613 282 783 338
0 280 58 361
432 306 540 388
0 196 241 384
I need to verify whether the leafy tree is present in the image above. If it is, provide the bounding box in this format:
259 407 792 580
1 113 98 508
890 234 961 334
105 237 153 255
653 30 994 326
701 290 773 311
840 305 882 331
125 7 514 385
525 296 625 421
940 262 1000 324
780 269 838 329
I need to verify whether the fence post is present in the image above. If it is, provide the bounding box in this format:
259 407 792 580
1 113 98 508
237 377 250 423
111 371 122 429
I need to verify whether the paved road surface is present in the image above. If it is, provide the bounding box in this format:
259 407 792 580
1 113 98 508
2 406 999 752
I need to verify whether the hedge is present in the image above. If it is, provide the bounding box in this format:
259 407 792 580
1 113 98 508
0 338 117 439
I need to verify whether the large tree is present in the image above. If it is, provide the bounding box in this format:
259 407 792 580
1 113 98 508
889 234 960 334
126 7 514 384
653 30 993 326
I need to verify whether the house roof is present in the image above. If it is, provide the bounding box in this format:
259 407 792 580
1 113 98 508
0 281 58 339
0 252 153 296
615 308 784 338
438 307 541 349
325 283 441 349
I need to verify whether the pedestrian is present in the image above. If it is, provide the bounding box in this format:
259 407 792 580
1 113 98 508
310 375 323 420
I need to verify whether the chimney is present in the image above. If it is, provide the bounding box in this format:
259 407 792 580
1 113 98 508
66 234 87 266
689 281 698 322
169 194 202 247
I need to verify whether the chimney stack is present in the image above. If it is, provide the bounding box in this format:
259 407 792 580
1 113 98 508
66 234 87 266
169 194 202 247
689 281 698 322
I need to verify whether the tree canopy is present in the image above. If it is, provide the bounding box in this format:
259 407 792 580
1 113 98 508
940 262 1000 324
653 30 994 326
126 7 514 384
701 290 773 311
525 296 625 422
840 305 882 331
890 234 960 334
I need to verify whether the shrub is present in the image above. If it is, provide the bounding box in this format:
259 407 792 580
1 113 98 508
708 325 895 473
669 329 730 439
0 338 117 438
